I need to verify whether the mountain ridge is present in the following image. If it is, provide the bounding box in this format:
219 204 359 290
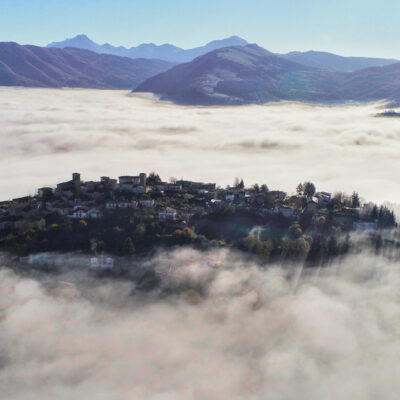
47 34 399 72
133 44 400 105
47 35 249 63
0 42 175 89
281 50 398 72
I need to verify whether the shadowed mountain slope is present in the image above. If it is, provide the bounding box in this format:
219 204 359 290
0 42 175 89
133 44 400 105
133 45 344 105
281 50 398 73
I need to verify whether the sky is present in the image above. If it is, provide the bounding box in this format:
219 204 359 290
1 0 400 58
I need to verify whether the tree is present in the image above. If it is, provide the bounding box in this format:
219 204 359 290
327 236 338 257
123 237 136 255
253 184 260 193
351 192 360 208
303 182 316 198
147 172 162 185
236 236 270 259
296 183 304 194
233 177 240 187
135 223 146 237
370 205 378 220
238 179 245 189
327 196 342 212
377 206 396 228
260 184 269 193
289 223 303 240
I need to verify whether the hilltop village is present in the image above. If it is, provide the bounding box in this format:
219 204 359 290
0 172 396 264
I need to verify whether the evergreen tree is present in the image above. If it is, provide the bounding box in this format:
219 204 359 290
303 182 316 198
123 237 136 255
147 172 161 185
370 205 378 220
351 192 360 208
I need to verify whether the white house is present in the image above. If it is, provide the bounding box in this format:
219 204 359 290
154 182 166 191
118 174 146 190
69 210 87 219
278 206 296 218
87 209 102 219
132 186 148 195
140 199 155 208
225 193 235 202
118 202 134 208
262 207 279 215
353 221 378 231
165 184 182 192
312 192 331 205
90 256 114 269
158 207 177 221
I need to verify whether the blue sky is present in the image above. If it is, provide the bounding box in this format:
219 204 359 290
1 0 399 58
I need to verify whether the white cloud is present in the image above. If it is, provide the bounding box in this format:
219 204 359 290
1 249 400 399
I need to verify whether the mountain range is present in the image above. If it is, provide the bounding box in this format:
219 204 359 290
2 36 400 106
281 50 397 73
47 34 398 72
47 34 249 63
0 42 174 89
133 44 400 105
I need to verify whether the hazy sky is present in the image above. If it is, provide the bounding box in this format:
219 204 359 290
1 0 400 58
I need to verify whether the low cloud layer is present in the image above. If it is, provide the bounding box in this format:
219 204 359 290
1 248 400 399
0 88 399 203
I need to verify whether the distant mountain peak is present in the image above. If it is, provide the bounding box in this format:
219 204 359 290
225 35 248 44
62 34 92 43
205 36 248 48
46 35 249 63
281 49 398 72
47 34 102 53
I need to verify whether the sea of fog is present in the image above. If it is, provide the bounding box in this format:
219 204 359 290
0 88 399 204
1 248 400 399
1 88 400 399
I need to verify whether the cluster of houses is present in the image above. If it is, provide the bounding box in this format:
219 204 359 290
17 252 116 271
0 172 380 235
0 173 217 232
